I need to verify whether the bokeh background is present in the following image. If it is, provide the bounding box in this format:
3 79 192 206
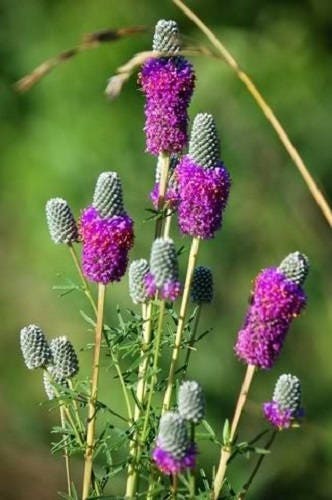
1 0 331 498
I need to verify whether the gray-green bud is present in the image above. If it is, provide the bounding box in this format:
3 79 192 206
152 20 181 53
129 259 150 304
273 374 302 414
49 336 79 381
20 324 53 369
93 171 124 218
157 412 189 459
150 237 179 287
43 369 56 400
278 252 309 287
189 113 221 169
190 266 213 304
178 380 205 424
45 198 79 244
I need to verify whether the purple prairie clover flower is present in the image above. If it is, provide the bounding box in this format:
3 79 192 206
152 411 197 475
176 156 231 239
139 20 195 155
79 206 134 284
145 237 181 301
263 374 304 429
235 254 309 369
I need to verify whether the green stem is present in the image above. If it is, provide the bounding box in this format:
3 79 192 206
82 283 106 500
237 430 277 499
68 243 98 316
183 305 202 377
213 364 256 499
189 422 196 498
67 378 85 434
162 237 200 412
140 300 165 448
125 301 154 498
60 405 72 497
110 349 133 424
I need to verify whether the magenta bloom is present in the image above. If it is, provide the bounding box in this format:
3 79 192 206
263 402 294 429
235 268 306 369
153 441 196 475
176 156 231 239
145 272 181 301
139 57 195 155
80 206 134 284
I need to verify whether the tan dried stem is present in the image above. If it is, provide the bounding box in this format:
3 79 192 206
173 0 332 227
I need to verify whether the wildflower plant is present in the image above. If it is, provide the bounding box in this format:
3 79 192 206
18 16 315 500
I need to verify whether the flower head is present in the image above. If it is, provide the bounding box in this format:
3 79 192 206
263 374 304 429
93 171 124 218
145 237 181 300
129 259 150 304
49 336 79 381
139 20 195 155
178 380 205 424
152 411 197 475
45 198 79 244
80 206 134 284
177 114 231 239
235 253 309 369
190 266 213 304
20 324 53 370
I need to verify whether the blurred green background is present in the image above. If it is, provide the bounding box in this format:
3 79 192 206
1 0 331 498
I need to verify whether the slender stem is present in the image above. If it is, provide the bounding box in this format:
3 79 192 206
67 378 85 434
171 474 178 499
110 349 133 423
82 283 106 500
140 300 165 447
68 243 98 315
213 364 256 499
125 302 153 498
155 152 170 238
189 422 196 498
60 405 72 497
163 209 173 238
162 237 200 412
237 430 277 499
172 0 332 227
183 305 202 377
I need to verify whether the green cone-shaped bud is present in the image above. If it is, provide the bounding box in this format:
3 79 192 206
93 171 124 218
20 324 53 369
188 113 221 169
45 198 79 244
152 19 181 53
273 374 302 413
129 259 150 304
278 252 309 287
49 336 79 381
178 380 205 424
190 266 213 304
157 411 189 459
150 237 179 287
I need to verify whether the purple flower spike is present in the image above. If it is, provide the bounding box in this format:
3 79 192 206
153 442 197 475
263 374 304 429
140 57 195 155
80 206 134 284
177 156 231 239
235 268 307 369
152 411 197 475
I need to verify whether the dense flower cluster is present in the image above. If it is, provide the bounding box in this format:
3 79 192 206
140 57 195 155
235 267 307 369
80 206 134 284
263 374 304 429
152 412 196 475
145 237 181 301
177 156 231 239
